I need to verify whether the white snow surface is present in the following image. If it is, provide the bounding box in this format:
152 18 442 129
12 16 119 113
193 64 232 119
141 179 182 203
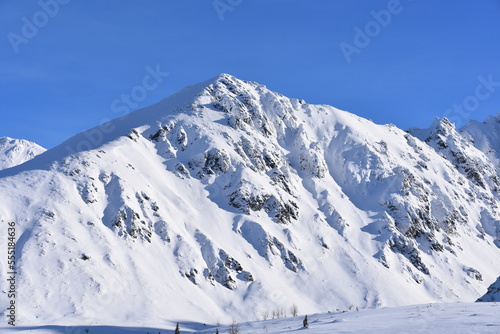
0 137 45 170
1 303 499 333
1 74 500 329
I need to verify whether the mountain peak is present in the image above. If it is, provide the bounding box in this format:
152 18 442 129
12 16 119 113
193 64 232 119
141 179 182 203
200 73 261 98
430 116 454 130
210 73 253 84
0 136 45 170
213 72 239 81
0 74 280 177
407 117 457 144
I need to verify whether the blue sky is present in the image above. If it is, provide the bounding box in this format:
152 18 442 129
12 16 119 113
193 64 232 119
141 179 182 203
1 0 499 149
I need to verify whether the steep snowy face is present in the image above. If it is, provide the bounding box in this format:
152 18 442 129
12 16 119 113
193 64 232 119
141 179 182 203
0 74 499 326
477 276 500 302
0 137 45 170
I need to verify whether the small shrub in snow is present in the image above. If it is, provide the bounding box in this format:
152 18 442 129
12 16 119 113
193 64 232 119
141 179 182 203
303 315 309 328
290 304 298 317
174 323 180 334
228 320 240 334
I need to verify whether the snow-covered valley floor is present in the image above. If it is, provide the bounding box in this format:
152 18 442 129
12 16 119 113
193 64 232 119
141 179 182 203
2 302 499 333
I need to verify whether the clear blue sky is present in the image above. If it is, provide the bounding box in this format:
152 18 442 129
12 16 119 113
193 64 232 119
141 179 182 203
1 0 499 149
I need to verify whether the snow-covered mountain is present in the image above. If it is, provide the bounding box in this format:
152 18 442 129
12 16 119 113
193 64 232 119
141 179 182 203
0 74 499 327
0 137 45 170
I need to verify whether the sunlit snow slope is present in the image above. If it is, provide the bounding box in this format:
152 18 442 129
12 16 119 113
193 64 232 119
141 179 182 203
0 137 45 170
0 74 499 326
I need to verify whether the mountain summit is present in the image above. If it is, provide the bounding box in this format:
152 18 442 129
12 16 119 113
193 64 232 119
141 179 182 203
0 137 45 170
1 74 499 325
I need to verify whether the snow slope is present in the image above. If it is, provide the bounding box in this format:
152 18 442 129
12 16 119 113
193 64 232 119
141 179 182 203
0 74 499 327
1 303 499 333
0 137 45 170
